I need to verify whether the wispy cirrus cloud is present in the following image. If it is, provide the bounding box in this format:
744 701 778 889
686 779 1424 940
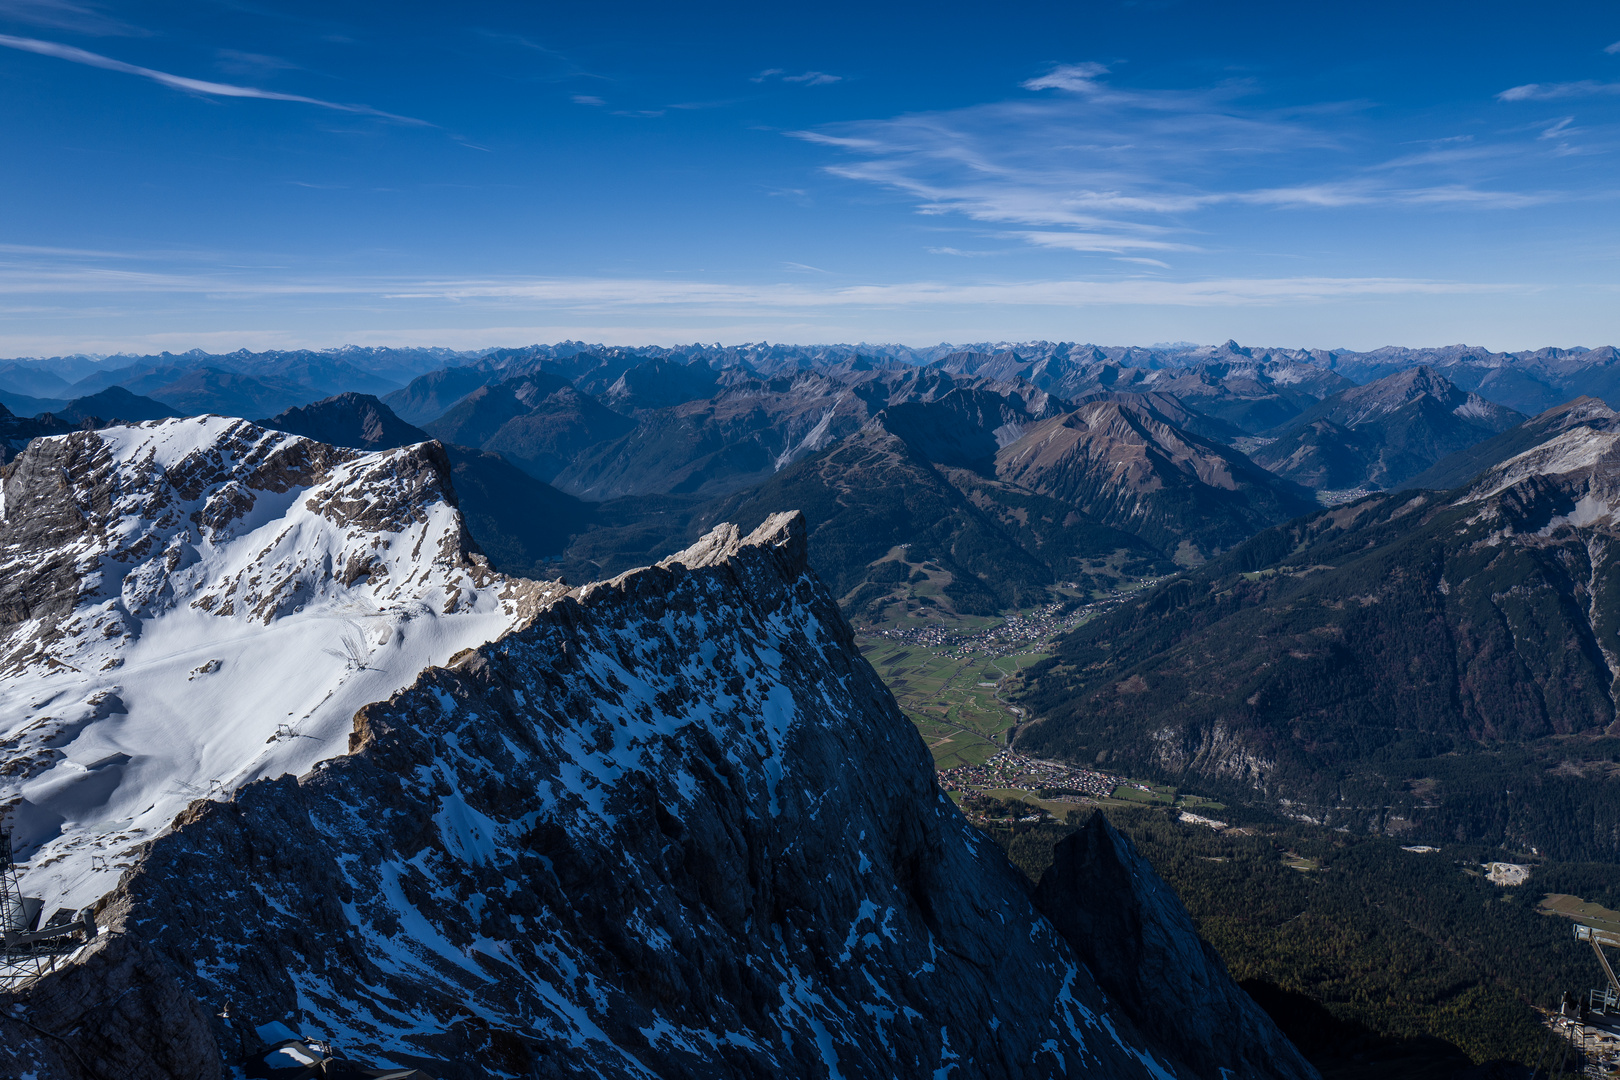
213 49 298 79
0 0 139 36
1497 80 1620 102
752 67 841 86
0 249 1522 309
1021 62 1112 94
0 33 431 124
784 61 1566 265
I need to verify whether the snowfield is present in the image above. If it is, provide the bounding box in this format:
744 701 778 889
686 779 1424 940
0 416 546 917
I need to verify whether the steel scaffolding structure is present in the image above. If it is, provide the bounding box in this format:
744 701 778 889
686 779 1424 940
0 830 98 991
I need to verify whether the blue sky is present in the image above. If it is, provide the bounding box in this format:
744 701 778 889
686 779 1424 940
1 0 1618 354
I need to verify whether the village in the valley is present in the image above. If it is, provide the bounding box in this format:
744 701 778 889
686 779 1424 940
866 580 1161 659
857 578 1177 823
936 749 1138 803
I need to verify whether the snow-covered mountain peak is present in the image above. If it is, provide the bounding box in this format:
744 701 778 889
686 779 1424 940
0 416 554 916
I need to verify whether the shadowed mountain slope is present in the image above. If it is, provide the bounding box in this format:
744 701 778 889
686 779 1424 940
1035 812 1316 1080
600 356 721 411
1016 422 1620 859
1399 396 1620 491
421 373 575 447
54 386 180 424
472 386 638 482
381 365 495 424
0 402 75 464
261 392 429 451
706 425 1170 616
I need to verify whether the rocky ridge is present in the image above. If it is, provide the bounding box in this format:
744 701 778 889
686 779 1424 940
994 399 1316 560
0 443 1316 1079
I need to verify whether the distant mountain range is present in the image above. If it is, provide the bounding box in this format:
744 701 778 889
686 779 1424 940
1250 367 1525 490
11 338 1620 611
4 337 1619 421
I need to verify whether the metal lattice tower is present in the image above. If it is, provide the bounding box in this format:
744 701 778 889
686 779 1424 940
0 829 98 992
1537 925 1620 1079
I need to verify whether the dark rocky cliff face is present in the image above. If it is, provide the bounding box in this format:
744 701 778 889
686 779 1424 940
0 505 1315 1079
1035 813 1317 1080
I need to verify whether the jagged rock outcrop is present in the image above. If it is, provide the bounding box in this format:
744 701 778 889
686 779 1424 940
0 927 221 1080
0 494 1316 1078
1035 812 1317 1080
252 392 595 577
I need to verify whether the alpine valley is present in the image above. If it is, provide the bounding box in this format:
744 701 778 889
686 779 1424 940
4 338 1620 1078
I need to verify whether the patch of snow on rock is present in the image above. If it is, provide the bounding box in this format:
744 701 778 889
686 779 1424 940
0 417 551 916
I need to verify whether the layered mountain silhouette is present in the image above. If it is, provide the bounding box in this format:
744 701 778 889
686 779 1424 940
1252 367 1524 489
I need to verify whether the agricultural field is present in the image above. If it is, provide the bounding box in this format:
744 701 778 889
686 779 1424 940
858 633 1046 769
1540 893 1620 935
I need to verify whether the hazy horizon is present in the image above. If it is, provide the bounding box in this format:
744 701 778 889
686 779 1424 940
4 335 1620 365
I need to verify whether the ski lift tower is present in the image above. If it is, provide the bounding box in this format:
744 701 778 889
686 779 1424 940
0 829 98 991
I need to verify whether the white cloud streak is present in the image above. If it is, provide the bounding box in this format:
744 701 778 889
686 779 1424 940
1021 61 1111 94
1497 80 1620 102
786 61 1560 261
754 68 841 86
0 33 431 124
0 0 138 36
782 71 839 85
0 256 1524 310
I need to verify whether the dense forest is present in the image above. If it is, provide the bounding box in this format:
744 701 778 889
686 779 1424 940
1013 478 1620 861
981 806 1612 1075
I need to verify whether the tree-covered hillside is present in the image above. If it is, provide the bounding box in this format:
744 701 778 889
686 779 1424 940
1015 444 1620 859
986 808 1604 1075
